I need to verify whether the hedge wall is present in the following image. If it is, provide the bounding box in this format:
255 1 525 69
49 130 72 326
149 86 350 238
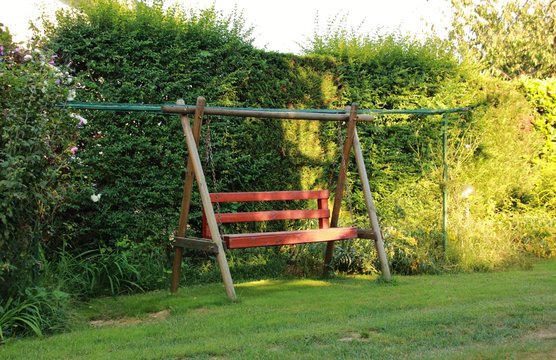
39 0 550 275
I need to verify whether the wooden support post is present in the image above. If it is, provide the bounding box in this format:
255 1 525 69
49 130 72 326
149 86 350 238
323 103 358 275
180 114 237 301
171 97 205 293
353 129 392 281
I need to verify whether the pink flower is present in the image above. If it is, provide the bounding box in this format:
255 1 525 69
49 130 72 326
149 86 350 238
70 146 78 155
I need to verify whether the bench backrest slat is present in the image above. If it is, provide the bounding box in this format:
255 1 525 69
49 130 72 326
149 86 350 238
209 190 329 203
215 209 329 224
202 190 330 239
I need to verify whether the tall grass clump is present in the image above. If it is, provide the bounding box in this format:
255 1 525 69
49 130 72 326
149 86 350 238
42 238 171 299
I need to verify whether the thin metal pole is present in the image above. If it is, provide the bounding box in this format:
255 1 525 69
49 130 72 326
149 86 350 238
63 101 470 116
442 113 449 253
162 105 374 122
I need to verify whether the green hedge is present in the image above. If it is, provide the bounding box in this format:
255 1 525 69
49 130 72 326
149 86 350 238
39 0 552 278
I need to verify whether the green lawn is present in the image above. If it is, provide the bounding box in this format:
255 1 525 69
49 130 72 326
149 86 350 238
1 260 555 359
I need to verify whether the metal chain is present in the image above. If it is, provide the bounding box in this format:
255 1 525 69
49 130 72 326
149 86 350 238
336 117 356 227
204 116 223 231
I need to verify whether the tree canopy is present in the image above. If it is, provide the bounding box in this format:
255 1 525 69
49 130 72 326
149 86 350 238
450 0 556 79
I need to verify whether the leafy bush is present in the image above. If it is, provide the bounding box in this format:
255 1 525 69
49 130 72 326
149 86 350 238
305 24 548 273
449 0 556 79
520 78 556 162
0 23 83 299
0 21 86 343
41 1 261 248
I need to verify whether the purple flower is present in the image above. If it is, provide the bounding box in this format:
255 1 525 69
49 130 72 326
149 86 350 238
14 47 20 53
0 45 4 56
55 79 61 85
49 59 55 65
70 146 78 155
70 113 88 127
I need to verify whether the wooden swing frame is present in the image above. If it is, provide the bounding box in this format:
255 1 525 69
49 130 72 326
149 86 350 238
166 97 391 300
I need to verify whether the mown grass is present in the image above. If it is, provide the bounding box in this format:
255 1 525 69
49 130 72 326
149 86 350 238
1 260 555 359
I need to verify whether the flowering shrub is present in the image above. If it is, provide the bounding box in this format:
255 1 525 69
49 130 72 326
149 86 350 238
0 23 86 299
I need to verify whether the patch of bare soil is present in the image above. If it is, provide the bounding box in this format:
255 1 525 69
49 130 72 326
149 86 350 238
525 325 556 341
519 325 556 360
339 332 370 342
90 309 170 328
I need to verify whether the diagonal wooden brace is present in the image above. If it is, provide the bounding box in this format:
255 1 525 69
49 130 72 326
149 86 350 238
170 97 205 293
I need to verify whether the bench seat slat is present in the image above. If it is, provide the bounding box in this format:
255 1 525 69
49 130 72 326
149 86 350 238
209 190 329 203
215 209 329 223
223 227 357 248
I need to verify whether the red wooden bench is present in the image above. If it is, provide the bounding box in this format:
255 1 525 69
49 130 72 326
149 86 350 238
201 190 358 249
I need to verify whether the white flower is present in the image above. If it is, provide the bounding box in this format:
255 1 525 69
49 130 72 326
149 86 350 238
461 185 475 199
67 89 76 101
23 54 33 62
91 193 102 202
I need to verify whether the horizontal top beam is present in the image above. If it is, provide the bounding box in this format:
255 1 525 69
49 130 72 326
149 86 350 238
161 105 374 122
62 102 471 119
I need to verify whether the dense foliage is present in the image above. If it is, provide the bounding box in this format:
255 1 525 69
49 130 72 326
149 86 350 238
38 0 551 277
450 0 556 79
0 25 78 296
520 78 556 163
0 23 80 340
304 24 548 271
